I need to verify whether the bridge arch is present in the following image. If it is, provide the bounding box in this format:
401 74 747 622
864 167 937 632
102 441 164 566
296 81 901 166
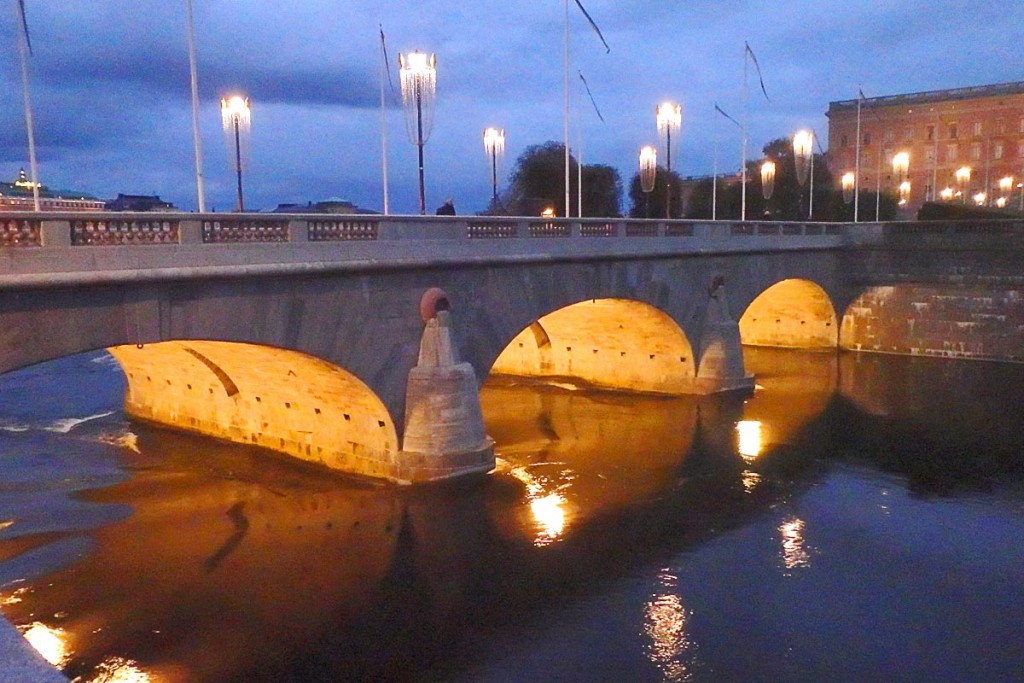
107 340 399 479
739 278 839 349
488 298 696 394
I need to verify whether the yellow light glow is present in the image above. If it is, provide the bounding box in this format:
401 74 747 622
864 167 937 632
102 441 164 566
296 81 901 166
398 50 435 76
482 127 505 156
939 187 954 201
891 151 909 177
639 145 658 193
780 518 810 570
955 166 971 185
541 207 555 218
530 493 566 544
792 130 813 158
22 622 70 667
656 102 682 132
974 192 987 205
899 180 911 204
999 176 1014 192
92 656 154 682
996 197 1007 208
220 95 249 118
841 172 855 192
736 420 763 461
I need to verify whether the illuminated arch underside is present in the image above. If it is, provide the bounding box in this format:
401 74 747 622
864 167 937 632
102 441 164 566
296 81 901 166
107 341 398 479
490 299 696 394
739 279 838 349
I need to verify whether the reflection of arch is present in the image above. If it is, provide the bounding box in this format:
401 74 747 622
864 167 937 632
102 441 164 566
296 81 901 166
107 341 399 479
739 279 838 349
489 299 695 394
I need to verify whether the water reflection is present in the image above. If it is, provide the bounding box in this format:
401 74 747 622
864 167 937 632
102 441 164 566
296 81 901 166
643 571 696 682
779 518 810 571
23 621 70 668
1 348 1020 680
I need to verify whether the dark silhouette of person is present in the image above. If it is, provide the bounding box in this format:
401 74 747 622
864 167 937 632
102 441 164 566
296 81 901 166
436 198 456 216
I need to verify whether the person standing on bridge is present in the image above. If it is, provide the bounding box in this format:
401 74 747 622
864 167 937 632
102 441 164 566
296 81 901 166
435 198 456 215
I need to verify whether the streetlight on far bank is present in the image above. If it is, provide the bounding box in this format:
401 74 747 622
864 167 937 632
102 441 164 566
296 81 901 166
793 130 812 218
841 172 855 204
955 166 971 204
892 151 909 206
760 160 776 202
639 145 657 218
220 95 250 213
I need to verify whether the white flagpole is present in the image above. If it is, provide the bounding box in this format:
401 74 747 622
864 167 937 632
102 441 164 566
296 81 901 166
379 30 390 215
854 92 862 222
186 0 206 213
14 0 40 211
741 45 748 221
563 0 570 218
712 106 718 221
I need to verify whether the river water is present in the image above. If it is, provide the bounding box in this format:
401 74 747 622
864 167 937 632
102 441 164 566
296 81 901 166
0 348 1022 682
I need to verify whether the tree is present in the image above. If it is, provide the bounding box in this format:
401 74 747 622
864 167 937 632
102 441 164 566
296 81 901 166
503 141 622 217
626 166 684 218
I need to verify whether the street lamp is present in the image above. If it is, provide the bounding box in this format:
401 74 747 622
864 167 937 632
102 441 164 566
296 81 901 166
482 127 505 209
220 95 250 213
760 160 776 200
999 176 1013 204
656 102 681 219
899 181 911 206
793 130 813 218
639 145 657 218
841 172 855 204
955 166 971 204
940 187 954 201
973 192 987 206
891 151 910 209
399 51 437 215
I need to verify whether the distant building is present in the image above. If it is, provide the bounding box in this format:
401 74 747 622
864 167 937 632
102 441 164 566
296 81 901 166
826 82 1024 215
0 168 106 211
105 193 177 212
270 199 377 215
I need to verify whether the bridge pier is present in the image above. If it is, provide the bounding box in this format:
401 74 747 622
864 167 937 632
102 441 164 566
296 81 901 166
395 299 495 484
695 283 755 393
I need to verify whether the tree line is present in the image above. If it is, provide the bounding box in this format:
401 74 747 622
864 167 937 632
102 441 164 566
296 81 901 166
491 138 899 221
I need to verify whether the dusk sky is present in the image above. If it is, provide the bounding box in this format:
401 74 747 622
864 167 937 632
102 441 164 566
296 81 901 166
1 1 1021 214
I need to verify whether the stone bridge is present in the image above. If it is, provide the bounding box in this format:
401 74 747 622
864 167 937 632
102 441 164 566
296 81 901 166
1 213 1022 483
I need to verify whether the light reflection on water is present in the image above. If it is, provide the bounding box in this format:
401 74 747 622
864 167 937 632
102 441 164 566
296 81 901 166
0 349 1022 681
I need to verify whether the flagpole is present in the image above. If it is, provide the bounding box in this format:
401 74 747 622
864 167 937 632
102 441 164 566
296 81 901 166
576 74 583 217
741 44 748 222
563 0 570 218
712 104 718 221
854 91 862 222
15 0 39 211
186 0 206 213
379 27 390 215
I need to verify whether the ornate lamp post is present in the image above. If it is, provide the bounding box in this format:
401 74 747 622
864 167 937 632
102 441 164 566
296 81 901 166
656 102 681 219
760 160 775 218
793 130 813 218
399 51 437 215
639 145 657 218
955 166 971 204
482 127 505 209
220 95 250 212
841 172 855 204
892 151 909 207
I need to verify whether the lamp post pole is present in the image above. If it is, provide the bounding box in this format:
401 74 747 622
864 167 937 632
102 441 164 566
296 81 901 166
220 96 250 213
656 102 681 219
399 51 437 215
